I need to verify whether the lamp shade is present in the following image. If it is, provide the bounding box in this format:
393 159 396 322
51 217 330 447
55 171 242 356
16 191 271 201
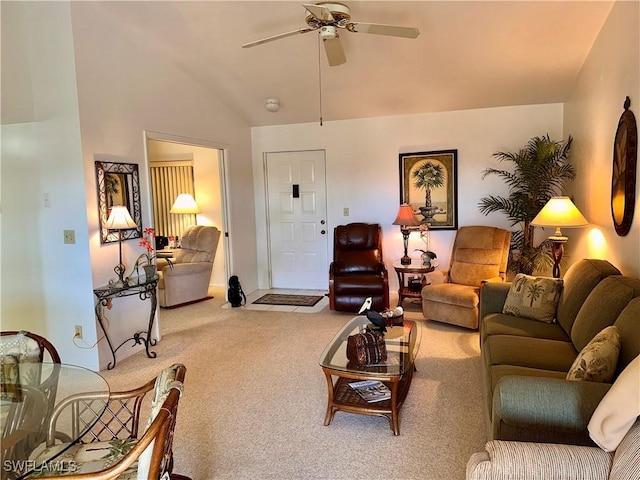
105 206 137 229
392 204 421 227
531 197 588 228
170 194 201 214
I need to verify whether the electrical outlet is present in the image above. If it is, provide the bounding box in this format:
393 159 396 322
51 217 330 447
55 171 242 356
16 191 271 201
64 230 76 244
343 207 349 216
74 325 83 339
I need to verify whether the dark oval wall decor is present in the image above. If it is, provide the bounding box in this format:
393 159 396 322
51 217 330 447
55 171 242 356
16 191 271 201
611 96 637 236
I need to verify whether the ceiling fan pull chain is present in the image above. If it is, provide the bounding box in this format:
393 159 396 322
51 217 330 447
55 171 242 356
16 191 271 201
318 33 323 126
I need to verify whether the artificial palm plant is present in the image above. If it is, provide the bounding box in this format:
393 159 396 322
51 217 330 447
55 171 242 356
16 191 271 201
478 134 576 275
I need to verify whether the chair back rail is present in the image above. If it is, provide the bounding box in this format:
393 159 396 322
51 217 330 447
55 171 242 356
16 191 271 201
37 387 182 480
44 377 157 445
0 331 61 363
37 364 188 480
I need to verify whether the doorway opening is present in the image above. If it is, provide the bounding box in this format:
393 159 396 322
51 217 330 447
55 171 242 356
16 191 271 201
143 131 231 297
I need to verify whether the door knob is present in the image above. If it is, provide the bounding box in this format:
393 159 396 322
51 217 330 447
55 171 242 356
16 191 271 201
321 230 326 235
321 220 326 225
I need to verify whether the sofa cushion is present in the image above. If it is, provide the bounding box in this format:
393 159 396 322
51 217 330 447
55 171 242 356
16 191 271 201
614 298 640 374
555 259 621 337
610 419 640 480
588 355 640 452
483 335 577 373
30 439 139 477
422 283 479 308
571 276 640 352
502 274 563 323
481 313 571 344
567 326 621 383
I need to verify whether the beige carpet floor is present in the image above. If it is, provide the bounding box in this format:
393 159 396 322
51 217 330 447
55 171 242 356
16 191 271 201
101 291 486 480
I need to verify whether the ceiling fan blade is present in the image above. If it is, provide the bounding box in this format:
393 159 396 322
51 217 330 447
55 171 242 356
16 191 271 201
303 3 335 22
323 36 346 66
242 28 316 48
350 22 420 39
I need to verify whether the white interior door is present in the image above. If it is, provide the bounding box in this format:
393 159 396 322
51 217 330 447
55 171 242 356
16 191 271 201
266 150 328 290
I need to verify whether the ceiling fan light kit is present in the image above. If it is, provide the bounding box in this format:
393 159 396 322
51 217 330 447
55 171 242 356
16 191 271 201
265 98 281 113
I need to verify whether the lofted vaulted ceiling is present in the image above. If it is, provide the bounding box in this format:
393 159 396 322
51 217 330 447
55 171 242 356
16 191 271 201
71 1 615 127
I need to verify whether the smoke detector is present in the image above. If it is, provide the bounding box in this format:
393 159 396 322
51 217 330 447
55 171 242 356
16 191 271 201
265 98 280 112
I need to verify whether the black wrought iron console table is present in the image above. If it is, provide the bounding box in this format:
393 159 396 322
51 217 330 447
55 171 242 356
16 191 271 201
93 275 158 370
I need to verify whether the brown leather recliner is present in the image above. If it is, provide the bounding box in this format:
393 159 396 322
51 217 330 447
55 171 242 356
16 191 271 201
329 223 390 312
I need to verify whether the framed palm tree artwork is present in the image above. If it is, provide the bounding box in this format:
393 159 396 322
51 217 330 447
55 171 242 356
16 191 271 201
399 150 458 230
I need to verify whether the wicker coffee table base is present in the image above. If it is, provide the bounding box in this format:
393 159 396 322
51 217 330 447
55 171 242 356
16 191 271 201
322 366 415 435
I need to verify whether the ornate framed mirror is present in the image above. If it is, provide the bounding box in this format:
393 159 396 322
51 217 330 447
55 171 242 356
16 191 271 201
96 161 143 243
611 96 637 237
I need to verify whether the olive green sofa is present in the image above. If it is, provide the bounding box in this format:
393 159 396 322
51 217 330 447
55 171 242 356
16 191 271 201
480 259 640 445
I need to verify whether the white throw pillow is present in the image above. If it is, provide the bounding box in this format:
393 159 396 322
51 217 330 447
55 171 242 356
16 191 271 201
588 355 640 452
566 326 621 383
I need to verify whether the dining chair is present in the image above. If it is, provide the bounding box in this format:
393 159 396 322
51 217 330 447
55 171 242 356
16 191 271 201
0 330 61 365
1 331 62 463
1 384 48 480
30 363 189 480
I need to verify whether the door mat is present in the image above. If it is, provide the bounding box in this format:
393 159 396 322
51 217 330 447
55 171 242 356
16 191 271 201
252 294 324 307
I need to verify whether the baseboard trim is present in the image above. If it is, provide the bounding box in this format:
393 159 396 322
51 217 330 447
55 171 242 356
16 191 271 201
161 296 213 309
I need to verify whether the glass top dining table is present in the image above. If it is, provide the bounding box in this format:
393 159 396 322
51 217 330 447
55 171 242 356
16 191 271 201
1 363 109 479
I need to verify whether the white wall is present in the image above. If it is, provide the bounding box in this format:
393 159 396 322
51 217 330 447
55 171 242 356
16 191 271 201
252 104 564 295
564 0 640 278
69 2 256 368
1 1 257 370
1 1 98 368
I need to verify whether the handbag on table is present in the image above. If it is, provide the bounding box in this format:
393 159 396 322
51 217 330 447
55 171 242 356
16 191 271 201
346 330 387 365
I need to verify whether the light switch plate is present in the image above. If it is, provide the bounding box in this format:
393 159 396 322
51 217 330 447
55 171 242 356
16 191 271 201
63 230 76 244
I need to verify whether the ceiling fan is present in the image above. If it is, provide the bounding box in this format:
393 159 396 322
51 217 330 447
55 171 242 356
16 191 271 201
242 2 420 66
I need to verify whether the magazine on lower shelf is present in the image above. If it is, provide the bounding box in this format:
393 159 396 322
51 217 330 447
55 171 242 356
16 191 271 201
348 380 391 403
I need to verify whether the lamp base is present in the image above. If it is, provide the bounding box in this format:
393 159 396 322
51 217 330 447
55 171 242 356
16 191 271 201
109 263 129 288
550 240 565 279
400 255 412 266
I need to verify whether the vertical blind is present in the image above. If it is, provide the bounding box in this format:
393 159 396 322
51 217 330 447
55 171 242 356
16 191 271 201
149 161 197 240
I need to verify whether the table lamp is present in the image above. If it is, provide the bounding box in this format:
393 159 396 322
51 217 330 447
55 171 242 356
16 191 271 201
170 193 201 214
393 204 422 265
105 206 138 287
531 196 588 278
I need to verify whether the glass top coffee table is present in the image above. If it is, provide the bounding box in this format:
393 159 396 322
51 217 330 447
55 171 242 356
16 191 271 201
319 315 421 435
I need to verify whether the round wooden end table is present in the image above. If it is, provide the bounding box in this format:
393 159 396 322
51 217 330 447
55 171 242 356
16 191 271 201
393 260 435 305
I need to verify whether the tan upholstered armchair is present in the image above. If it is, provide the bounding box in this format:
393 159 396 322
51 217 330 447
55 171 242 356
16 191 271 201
421 226 511 329
157 225 221 308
